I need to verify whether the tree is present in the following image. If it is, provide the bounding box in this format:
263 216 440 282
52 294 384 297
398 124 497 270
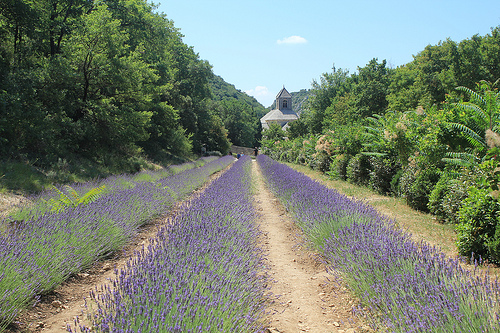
447 81 500 159
308 67 352 134
66 2 155 156
354 58 390 117
215 100 257 147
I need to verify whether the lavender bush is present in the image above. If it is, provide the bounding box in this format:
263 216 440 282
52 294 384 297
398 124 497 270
257 154 500 333
0 156 233 331
77 156 267 332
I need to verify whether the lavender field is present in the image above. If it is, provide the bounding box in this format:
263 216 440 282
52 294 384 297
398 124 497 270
75 156 268 332
257 154 500 333
4 153 500 332
0 156 234 331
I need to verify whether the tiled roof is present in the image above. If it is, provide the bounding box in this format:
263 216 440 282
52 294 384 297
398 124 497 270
260 108 298 122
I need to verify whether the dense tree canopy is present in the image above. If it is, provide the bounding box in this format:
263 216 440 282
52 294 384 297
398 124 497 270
0 0 246 173
297 27 500 136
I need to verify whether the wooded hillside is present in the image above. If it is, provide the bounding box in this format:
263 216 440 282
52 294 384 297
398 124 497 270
0 0 264 183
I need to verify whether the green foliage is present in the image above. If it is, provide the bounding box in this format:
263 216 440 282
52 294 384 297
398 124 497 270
328 154 351 181
390 169 404 196
0 0 240 178
346 153 371 186
399 165 440 212
308 67 352 134
428 173 453 221
488 223 500 264
369 156 401 195
322 93 358 127
440 177 471 224
353 58 390 116
261 123 286 143
481 148 500 190
0 161 50 193
457 187 500 262
454 81 500 136
287 117 309 139
215 100 258 147
45 185 106 212
10 185 107 221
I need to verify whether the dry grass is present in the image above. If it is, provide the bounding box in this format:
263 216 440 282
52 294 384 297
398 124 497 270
287 162 500 278
286 163 458 256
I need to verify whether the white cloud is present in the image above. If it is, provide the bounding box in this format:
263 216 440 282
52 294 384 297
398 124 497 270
245 86 269 97
245 86 274 107
277 35 307 45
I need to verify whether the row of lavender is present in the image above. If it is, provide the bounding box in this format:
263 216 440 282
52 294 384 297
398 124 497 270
257 155 500 333
8 156 221 222
0 156 234 331
75 156 267 332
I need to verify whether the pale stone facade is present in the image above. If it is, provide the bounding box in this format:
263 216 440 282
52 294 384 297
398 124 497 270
260 87 299 130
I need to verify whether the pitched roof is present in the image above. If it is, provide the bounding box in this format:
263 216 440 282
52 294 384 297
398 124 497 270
260 108 298 122
276 87 292 99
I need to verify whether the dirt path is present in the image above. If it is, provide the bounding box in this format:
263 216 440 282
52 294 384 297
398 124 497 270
252 161 369 333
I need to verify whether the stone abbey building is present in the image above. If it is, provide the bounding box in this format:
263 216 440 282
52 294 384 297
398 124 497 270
260 87 299 130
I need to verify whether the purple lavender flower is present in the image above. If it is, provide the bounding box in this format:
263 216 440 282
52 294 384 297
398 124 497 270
77 156 269 332
0 156 234 330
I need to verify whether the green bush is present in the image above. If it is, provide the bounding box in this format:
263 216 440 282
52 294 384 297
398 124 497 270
316 151 332 173
346 153 371 186
328 154 351 180
428 173 452 221
456 187 500 263
428 168 485 224
400 165 440 212
390 168 404 196
488 224 500 264
439 174 474 224
369 156 401 195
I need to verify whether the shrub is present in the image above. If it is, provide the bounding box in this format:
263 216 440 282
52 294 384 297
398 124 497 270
428 174 452 221
315 151 332 173
400 165 440 212
369 156 401 195
439 171 476 224
206 151 222 157
328 154 351 180
488 224 500 264
346 153 371 186
390 168 404 196
457 187 500 262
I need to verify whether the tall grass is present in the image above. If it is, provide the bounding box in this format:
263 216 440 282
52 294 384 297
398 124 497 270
258 154 500 333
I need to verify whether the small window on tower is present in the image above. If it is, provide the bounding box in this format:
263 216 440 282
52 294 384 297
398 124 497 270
283 100 288 108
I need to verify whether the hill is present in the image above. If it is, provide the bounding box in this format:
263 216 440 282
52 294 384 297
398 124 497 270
209 75 267 118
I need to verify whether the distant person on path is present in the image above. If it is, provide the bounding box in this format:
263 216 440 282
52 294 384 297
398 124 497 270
237 153 241 159
254 147 258 156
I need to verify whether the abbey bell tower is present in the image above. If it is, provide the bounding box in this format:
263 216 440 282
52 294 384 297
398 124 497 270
260 87 299 130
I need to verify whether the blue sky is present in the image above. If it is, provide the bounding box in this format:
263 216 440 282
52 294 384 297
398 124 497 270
156 0 500 107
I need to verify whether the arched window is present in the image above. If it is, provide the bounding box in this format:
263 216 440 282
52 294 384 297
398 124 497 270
282 99 288 108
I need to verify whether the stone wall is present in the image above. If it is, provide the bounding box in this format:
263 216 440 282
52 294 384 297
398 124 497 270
230 145 257 156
